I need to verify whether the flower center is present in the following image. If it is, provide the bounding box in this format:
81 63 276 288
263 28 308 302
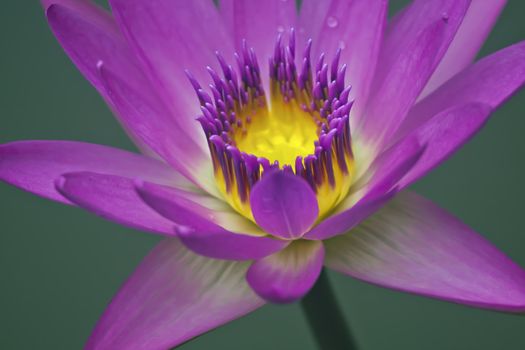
188 30 355 221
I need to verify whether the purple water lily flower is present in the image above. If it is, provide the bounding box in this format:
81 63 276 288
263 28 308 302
1 0 525 348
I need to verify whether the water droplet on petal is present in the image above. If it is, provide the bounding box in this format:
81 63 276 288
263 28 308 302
277 25 285 33
327 16 338 28
441 12 449 22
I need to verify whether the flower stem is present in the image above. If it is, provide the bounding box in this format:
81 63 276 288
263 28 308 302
301 269 358 350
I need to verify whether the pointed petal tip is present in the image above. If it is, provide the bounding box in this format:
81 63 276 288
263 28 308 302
0 140 184 205
41 1 64 12
40 0 66 11
132 177 145 191
54 171 178 235
54 174 67 191
43 2 54 13
174 224 195 237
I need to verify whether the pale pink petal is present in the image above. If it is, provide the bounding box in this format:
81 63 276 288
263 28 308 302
86 239 265 350
325 191 525 312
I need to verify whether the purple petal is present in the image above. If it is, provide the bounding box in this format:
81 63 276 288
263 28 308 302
398 103 493 189
56 172 177 235
325 191 525 313
86 238 265 350
221 0 297 84
109 0 232 137
304 136 423 240
44 3 164 156
0 140 185 204
44 2 139 93
359 0 470 148
136 181 288 260
247 240 324 303
365 136 425 192
250 171 319 240
298 0 387 120
397 40 525 140
421 0 507 98
98 64 214 193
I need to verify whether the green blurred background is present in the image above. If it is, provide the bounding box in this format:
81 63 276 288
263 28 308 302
1 1 524 349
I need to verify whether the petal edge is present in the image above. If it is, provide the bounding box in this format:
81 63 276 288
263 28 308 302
86 239 265 350
247 240 325 303
325 191 525 312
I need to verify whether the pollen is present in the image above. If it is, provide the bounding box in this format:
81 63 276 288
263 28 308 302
188 30 355 222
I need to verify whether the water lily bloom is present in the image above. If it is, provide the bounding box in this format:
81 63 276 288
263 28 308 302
2 0 525 348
